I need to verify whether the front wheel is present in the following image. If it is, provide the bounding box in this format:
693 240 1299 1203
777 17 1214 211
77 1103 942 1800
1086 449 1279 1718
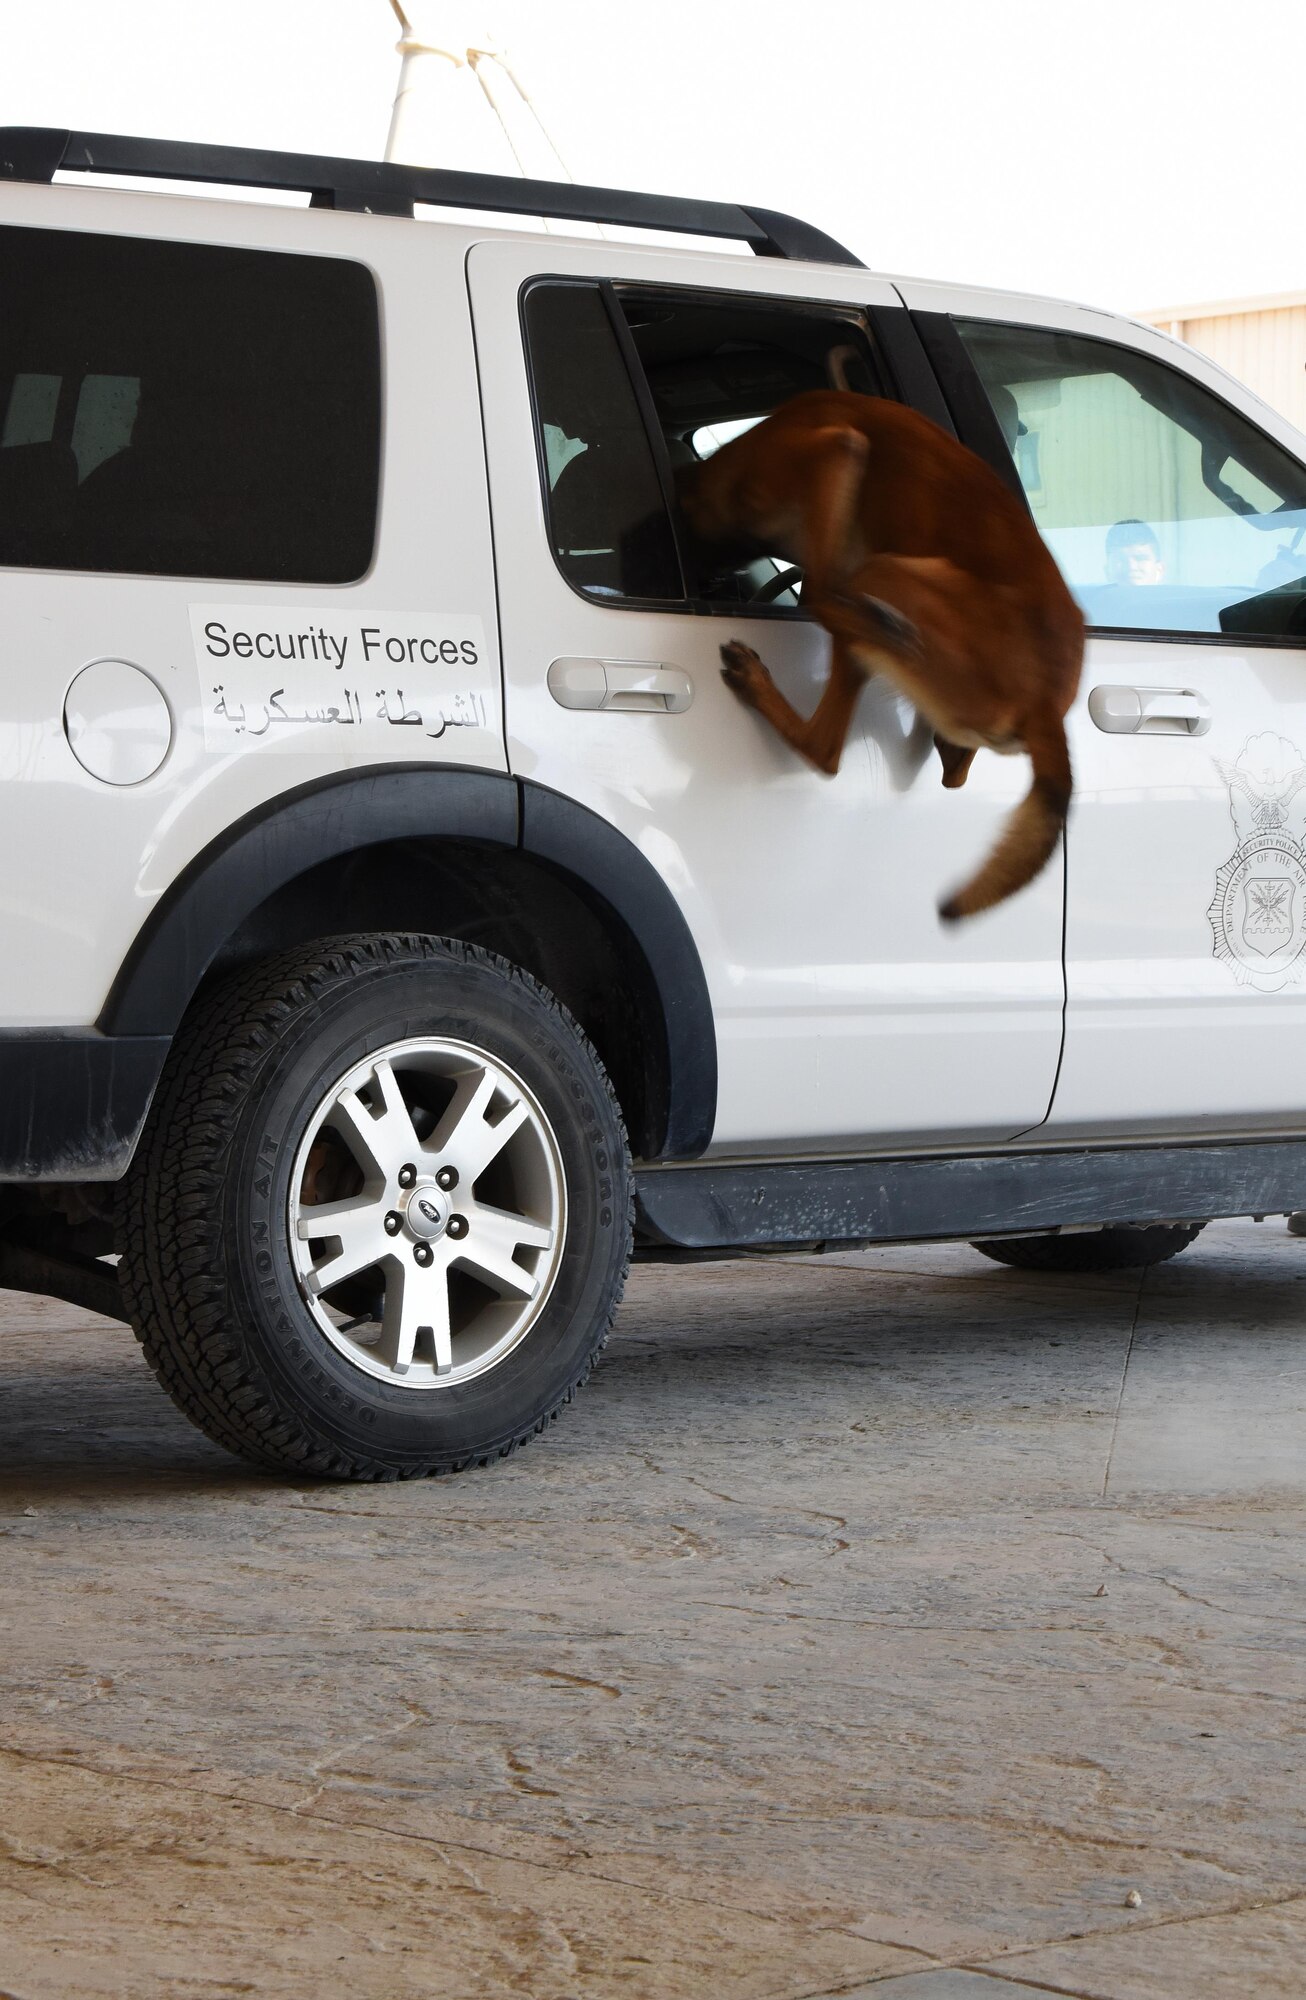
972 1222 1205 1273
119 935 632 1479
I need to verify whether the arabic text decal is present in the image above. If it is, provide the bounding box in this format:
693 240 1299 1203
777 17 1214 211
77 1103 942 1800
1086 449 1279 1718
190 606 492 754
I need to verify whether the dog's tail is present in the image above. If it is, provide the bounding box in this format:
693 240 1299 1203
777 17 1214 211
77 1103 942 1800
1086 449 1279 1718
938 707 1071 922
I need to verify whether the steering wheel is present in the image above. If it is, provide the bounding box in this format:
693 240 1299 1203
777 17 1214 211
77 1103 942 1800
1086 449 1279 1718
748 564 804 606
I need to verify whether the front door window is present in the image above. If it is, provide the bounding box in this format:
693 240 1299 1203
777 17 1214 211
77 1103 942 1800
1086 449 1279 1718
955 318 1306 640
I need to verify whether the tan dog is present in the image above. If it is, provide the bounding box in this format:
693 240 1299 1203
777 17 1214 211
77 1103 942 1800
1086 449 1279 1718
678 391 1084 919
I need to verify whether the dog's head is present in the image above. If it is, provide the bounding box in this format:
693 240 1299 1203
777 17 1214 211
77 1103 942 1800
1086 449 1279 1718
675 473 766 571
673 427 782 564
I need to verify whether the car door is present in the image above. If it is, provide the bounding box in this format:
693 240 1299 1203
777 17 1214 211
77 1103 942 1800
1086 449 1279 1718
469 241 1064 1155
902 282 1306 1137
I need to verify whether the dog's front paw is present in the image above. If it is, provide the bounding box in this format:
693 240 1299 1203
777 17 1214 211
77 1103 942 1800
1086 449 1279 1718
720 640 771 703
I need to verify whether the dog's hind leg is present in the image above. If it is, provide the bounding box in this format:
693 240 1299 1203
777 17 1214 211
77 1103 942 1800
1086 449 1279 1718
935 737 977 789
721 636 867 776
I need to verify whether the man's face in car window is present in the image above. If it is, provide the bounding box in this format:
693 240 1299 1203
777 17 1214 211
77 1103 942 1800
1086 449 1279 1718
1106 521 1164 585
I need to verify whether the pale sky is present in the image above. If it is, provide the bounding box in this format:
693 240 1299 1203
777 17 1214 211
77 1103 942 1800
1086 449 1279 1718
0 0 1299 315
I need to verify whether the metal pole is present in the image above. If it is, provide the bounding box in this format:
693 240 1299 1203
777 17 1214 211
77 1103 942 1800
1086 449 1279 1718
382 0 590 211
384 0 466 164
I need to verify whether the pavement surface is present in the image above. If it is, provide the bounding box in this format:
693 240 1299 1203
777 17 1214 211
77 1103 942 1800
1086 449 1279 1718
0 1217 1303 1999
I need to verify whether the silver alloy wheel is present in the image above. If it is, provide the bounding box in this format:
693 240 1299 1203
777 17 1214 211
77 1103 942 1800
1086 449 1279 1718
288 1036 566 1388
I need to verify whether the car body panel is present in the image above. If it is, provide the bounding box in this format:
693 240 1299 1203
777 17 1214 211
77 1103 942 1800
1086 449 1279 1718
469 237 1064 1153
897 276 1306 1138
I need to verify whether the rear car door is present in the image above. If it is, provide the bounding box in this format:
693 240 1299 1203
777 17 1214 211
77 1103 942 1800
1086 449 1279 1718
469 241 1065 1154
902 282 1306 1137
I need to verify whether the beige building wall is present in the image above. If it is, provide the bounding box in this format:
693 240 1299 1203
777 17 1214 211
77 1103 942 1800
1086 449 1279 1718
1138 293 1306 434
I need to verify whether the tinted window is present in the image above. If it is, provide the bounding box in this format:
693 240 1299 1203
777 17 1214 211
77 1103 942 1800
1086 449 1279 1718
957 318 1306 639
523 283 683 601
0 227 380 582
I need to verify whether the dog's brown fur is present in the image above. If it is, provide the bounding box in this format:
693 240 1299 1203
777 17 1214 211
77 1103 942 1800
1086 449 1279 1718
678 391 1084 919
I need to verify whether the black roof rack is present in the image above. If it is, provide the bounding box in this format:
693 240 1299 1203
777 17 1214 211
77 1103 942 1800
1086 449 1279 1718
0 127 864 268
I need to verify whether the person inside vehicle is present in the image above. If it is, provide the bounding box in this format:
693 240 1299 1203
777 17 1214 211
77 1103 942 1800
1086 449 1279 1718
988 383 1027 455
1106 517 1164 584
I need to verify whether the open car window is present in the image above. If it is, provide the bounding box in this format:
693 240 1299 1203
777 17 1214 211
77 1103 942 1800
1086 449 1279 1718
956 317 1306 640
522 278 885 611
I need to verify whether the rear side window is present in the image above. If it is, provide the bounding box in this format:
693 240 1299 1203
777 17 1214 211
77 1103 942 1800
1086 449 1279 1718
0 227 380 583
956 317 1306 639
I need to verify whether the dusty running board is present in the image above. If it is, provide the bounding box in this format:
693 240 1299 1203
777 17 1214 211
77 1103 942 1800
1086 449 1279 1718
634 1138 1306 1253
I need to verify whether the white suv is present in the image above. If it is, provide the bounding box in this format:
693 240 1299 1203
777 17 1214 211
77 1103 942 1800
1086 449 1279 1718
5 126 1306 1479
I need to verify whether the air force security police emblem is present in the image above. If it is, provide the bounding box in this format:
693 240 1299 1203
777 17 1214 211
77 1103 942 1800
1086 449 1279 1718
1209 732 1306 991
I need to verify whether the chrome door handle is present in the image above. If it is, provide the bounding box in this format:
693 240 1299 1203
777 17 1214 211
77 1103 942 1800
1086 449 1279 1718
1088 685 1211 737
548 658 693 714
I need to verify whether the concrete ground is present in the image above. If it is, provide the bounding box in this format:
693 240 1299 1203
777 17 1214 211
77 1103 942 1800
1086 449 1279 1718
0 1217 1303 2000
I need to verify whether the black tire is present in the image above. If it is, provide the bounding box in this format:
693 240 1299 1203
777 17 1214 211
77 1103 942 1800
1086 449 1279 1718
972 1222 1205 1273
119 935 632 1479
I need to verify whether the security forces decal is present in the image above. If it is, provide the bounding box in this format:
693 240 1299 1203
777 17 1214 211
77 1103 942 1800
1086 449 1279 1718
188 605 492 753
1209 731 1306 991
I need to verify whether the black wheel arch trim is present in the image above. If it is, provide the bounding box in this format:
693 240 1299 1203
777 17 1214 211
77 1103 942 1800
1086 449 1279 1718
517 781 716 1157
95 764 717 1163
99 765 518 1036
